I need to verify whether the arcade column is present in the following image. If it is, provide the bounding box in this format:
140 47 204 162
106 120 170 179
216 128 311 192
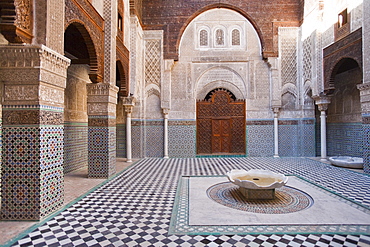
0 45 70 220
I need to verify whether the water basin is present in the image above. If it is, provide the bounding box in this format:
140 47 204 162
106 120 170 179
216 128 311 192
227 169 288 190
328 156 363 169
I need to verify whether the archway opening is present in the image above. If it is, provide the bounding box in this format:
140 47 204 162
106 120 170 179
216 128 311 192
326 58 362 158
116 61 129 158
63 23 95 174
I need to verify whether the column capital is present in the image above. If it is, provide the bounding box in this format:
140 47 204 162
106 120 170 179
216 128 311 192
122 96 136 113
162 108 170 116
313 94 331 111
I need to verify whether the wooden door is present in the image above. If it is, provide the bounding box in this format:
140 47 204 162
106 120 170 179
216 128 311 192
212 119 231 153
196 88 245 155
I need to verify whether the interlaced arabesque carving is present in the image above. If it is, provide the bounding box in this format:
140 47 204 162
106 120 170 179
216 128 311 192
15 0 31 30
197 89 245 154
280 28 298 85
303 34 313 81
145 40 161 87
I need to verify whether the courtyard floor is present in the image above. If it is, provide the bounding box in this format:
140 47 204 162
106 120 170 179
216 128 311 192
1 157 370 246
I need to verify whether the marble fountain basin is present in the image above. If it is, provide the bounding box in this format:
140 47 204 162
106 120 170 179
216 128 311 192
328 156 363 169
226 169 288 200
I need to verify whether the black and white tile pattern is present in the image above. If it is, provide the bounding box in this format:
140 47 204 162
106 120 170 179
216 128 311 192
5 158 370 246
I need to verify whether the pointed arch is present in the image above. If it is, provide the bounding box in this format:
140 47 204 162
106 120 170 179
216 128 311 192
176 5 265 58
64 22 101 83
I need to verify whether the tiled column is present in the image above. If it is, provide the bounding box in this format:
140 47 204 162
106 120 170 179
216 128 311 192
360 0 370 173
0 45 70 220
313 95 331 161
87 83 118 178
357 83 370 173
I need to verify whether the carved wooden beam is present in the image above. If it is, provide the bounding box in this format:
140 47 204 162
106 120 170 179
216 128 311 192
0 0 33 43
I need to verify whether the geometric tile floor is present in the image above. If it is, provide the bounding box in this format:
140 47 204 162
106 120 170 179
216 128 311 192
3 157 370 247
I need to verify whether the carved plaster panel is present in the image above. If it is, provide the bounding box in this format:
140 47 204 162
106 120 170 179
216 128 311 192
4 85 38 101
3 109 63 125
0 46 70 89
87 102 116 115
0 69 40 83
88 117 116 127
39 84 64 106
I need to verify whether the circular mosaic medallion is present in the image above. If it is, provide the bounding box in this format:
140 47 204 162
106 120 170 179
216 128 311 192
207 182 314 214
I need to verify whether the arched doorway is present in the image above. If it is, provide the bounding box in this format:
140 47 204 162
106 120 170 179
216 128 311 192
197 88 246 155
325 58 362 157
116 61 129 158
64 22 96 173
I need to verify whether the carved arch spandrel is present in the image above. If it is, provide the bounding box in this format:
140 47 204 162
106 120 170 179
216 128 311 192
65 0 104 83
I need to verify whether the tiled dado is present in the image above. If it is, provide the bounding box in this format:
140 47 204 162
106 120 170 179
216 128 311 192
1 106 64 220
116 124 126 158
88 116 116 178
64 122 88 174
327 122 363 157
131 120 195 158
246 119 315 157
168 120 196 158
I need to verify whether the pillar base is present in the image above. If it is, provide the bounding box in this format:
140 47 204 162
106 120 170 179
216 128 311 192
239 187 275 200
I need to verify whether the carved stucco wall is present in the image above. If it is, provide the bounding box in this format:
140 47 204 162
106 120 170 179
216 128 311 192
171 8 271 120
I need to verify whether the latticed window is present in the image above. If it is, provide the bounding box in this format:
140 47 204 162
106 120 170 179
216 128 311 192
200 29 208 46
215 29 224 46
231 29 240 46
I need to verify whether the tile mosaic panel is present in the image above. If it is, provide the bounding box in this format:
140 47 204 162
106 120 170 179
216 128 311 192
116 124 126 158
132 121 145 158
246 125 274 157
279 122 315 157
169 124 196 158
64 123 88 174
279 125 299 157
1 125 64 220
363 124 370 173
39 126 64 218
327 123 363 157
88 126 116 178
145 125 164 157
299 123 316 156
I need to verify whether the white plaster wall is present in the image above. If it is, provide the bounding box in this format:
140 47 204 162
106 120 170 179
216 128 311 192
91 0 104 17
124 0 131 48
